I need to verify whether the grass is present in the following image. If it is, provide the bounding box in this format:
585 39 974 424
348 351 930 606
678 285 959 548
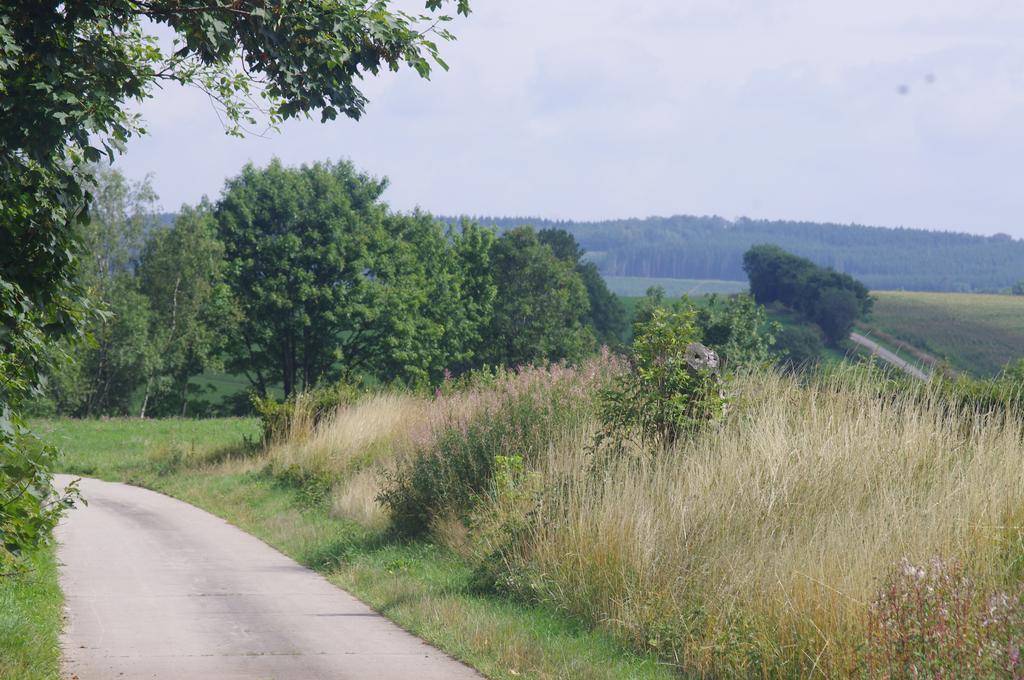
0 544 63 680
864 291 1024 376
37 416 674 680
604 276 746 298
39 417 261 480
33 355 1024 677
479 367 1024 676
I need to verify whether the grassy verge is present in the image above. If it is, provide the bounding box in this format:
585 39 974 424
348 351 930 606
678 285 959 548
38 418 674 680
0 544 63 680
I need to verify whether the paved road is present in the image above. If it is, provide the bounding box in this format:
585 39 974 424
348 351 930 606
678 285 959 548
849 332 931 381
55 475 482 680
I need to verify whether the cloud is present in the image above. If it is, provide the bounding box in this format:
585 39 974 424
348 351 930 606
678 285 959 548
115 1 1024 237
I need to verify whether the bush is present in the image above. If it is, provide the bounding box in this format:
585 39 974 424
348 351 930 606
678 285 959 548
379 361 613 537
252 382 359 444
773 324 824 370
599 307 725 451
863 558 1023 678
0 425 78 570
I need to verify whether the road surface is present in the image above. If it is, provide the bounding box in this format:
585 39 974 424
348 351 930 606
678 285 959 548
55 475 482 680
849 332 930 381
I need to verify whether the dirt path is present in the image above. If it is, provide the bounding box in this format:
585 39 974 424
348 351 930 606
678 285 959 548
55 475 482 680
849 332 931 381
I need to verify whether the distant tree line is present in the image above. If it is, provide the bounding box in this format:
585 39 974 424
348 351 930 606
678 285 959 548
33 160 627 417
455 215 1024 293
743 244 873 346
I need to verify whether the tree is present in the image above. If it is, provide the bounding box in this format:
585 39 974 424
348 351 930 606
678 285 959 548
361 213 495 387
633 285 668 327
2 0 471 563
444 220 498 374
538 228 627 345
1012 281 1024 296
599 307 725 451
484 227 594 367
138 205 236 417
814 287 860 346
692 294 778 370
742 244 872 346
38 168 159 417
773 325 825 370
217 159 475 394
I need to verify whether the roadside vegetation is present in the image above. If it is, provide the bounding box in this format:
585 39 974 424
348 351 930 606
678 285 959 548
0 545 62 680
254 359 1024 677
40 416 673 680
40 301 1024 678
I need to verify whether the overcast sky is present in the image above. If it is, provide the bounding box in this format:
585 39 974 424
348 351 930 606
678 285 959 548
115 0 1024 237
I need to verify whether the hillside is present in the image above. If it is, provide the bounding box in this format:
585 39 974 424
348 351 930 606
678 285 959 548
451 215 1024 293
861 291 1024 376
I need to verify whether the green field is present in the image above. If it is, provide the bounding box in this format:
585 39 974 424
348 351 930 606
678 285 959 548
603 276 746 297
863 291 1024 376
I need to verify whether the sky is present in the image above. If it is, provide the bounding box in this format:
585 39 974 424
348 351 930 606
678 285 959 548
115 0 1024 238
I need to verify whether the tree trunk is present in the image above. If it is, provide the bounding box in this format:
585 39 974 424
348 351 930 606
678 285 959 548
139 379 151 419
282 335 295 398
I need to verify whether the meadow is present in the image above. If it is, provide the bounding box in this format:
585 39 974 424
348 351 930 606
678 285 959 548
863 291 1024 376
602 276 747 298
39 355 1024 678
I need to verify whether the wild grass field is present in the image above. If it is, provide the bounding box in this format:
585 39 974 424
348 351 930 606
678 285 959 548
43 357 1022 678
32 345 1024 678
864 291 1024 376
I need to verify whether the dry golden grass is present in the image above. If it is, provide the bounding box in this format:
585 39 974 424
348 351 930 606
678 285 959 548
266 386 507 528
485 369 1024 676
267 392 428 475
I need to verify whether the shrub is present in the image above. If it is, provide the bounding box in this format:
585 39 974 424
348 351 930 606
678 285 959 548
599 307 725 451
863 558 1023 678
773 324 825 370
379 359 616 537
252 382 359 444
0 426 79 569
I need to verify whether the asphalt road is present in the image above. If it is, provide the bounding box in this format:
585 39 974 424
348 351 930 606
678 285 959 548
849 332 931 381
55 475 482 680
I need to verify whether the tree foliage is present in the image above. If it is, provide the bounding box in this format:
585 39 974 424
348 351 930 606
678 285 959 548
2 0 472 565
743 244 873 345
215 160 498 394
772 325 825 370
600 307 725 452
138 205 236 416
631 288 778 372
538 228 627 346
484 227 594 367
472 215 1024 293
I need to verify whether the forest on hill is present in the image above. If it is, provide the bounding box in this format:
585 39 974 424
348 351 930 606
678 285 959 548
454 215 1024 292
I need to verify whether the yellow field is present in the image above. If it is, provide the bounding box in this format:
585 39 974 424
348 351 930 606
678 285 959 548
864 291 1024 375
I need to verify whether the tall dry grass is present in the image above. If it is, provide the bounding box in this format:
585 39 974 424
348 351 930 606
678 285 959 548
265 360 618 527
476 368 1024 676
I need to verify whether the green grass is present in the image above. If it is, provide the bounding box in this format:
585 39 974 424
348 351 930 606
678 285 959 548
37 417 261 479
39 418 676 680
864 291 1024 376
0 544 63 680
604 276 746 298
